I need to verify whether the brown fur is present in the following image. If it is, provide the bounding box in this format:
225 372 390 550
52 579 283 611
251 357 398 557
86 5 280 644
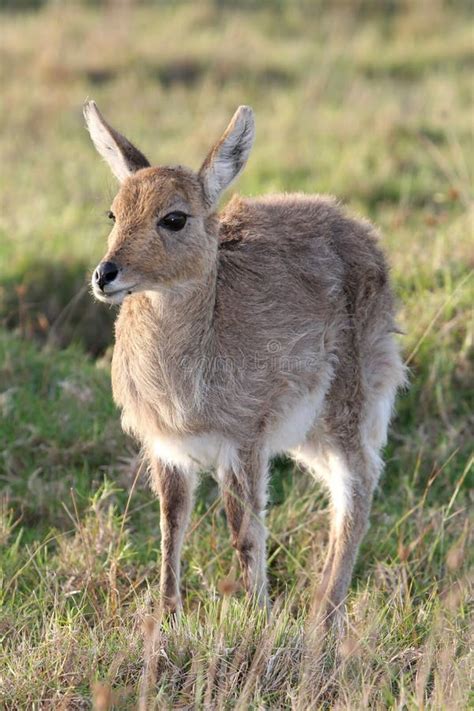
84 102 406 622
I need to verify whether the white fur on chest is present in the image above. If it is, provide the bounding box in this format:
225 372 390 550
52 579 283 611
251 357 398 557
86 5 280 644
152 389 325 474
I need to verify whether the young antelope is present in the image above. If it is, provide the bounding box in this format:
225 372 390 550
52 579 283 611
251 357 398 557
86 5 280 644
84 101 405 622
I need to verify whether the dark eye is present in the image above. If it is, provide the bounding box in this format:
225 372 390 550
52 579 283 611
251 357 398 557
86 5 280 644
159 211 188 231
107 210 115 222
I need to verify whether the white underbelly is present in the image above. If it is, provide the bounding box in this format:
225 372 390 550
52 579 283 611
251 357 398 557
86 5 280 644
151 388 324 474
267 388 326 455
152 431 239 475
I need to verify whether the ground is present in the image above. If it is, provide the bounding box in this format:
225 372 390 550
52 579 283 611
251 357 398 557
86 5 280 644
0 1 472 708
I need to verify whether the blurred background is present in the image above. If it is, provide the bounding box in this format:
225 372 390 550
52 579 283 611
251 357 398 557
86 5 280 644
1 0 472 354
1 2 472 706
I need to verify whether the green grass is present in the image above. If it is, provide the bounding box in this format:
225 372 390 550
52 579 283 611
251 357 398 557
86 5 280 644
0 1 472 708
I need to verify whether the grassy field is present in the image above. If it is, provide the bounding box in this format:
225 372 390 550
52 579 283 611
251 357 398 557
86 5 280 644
0 1 473 708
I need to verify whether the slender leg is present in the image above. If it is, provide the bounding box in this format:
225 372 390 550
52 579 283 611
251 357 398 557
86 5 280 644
293 443 376 627
315 449 376 626
150 460 196 614
219 450 269 605
314 530 336 607
318 491 373 625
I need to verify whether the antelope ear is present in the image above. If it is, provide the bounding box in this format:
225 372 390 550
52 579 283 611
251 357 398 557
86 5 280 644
198 105 255 208
83 100 150 182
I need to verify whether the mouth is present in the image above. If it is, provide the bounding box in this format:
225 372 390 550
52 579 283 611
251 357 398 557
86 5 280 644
93 284 138 304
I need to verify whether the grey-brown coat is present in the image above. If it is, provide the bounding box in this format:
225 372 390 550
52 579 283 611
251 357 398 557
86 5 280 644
84 101 406 622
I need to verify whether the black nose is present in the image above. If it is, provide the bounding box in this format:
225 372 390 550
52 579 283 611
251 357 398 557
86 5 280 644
94 261 119 290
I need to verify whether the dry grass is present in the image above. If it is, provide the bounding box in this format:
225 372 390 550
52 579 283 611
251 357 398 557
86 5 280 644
2 475 472 708
0 1 472 708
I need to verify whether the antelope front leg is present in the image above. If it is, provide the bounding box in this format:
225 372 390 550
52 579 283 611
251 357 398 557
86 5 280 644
220 451 269 606
150 461 195 615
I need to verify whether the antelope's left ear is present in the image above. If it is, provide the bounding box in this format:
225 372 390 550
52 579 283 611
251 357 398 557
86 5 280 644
83 100 150 182
198 105 255 208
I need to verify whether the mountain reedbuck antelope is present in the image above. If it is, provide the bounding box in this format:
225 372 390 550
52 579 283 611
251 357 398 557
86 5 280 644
84 101 405 624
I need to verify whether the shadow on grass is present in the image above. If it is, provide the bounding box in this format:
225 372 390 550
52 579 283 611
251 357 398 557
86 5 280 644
0 257 115 356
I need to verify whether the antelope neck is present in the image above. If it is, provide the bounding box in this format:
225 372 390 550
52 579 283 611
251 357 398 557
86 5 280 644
145 264 218 359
